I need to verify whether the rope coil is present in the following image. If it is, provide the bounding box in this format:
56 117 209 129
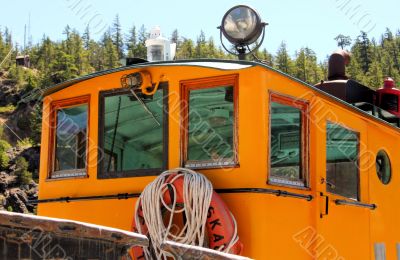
134 168 239 259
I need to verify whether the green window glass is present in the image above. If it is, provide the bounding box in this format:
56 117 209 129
269 101 304 186
54 104 88 177
186 86 235 168
326 122 359 200
99 88 166 177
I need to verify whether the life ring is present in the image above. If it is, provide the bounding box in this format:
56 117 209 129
131 172 243 259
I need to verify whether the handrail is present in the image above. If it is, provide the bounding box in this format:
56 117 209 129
28 192 141 204
215 188 313 201
335 199 377 210
29 187 313 205
353 102 400 127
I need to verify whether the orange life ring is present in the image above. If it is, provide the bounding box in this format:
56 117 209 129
132 172 243 259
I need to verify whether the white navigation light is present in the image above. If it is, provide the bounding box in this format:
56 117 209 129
221 5 263 46
145 26 176 62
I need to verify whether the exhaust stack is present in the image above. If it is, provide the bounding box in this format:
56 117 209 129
327 50 350 81
314 50 375 104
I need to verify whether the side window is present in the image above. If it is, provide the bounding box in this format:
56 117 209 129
326 122 359 200
98 87 167 178
268 93 308 187
182 75 238 169
50 96 89 179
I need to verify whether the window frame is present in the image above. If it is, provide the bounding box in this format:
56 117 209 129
325 121 360 201
48 95 90 179
97 83 169 179
268 91 309 188
180 74 239 169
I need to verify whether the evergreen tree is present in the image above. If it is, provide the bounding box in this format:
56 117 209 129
135 25 147 59
356 31 372 73
176 38 194 59
0 27 13 68
0 28 4 61
49 48 78 83
207 37 218 58
112 15 124 59
275 41 294 75
82 25 90 50
0 20 398 94
347 54 364 82
3 27 12 49
101 29 119 69
126 24 137 57
171 29 181 48
34 36 55 74
261 48 274 66
366 60 383 89
295 48 307 81
195 31 207 58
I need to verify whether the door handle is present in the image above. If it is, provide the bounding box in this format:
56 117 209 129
321 177 335 189
320 192 329 218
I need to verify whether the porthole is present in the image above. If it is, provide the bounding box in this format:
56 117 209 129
376 150 391 185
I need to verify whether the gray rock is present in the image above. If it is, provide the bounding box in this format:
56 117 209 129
5 189 29 214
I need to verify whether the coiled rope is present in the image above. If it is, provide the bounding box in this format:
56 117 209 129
134 168 238 259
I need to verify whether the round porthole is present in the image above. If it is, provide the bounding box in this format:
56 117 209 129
376 150 391 185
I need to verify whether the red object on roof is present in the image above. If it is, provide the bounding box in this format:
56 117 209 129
377 77 400 116
383 77 395 88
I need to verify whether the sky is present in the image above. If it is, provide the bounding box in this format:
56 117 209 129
0 0 399 61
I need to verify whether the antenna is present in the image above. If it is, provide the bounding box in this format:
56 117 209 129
28 13 32 47
24 24 26 51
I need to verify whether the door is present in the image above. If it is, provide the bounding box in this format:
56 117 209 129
316 118 372 260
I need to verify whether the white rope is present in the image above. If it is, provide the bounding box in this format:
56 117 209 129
134 168 239 259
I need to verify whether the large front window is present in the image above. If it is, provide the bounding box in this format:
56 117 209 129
98 87 167 178
181 75 238 169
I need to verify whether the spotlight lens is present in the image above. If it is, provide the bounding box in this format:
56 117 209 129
221 5 262 45
128 72 143 89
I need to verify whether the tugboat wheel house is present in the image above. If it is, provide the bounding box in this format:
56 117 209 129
36 59 400 259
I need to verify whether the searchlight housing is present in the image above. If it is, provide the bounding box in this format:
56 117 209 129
218 5 268 60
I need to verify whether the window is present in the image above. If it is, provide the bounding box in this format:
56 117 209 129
376 150 391 185
181 75 238 169
98 86 168 178
49 96 89 179
326 122 359 200
269 93 308 187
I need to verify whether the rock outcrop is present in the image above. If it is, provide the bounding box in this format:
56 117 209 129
0 151 39 214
